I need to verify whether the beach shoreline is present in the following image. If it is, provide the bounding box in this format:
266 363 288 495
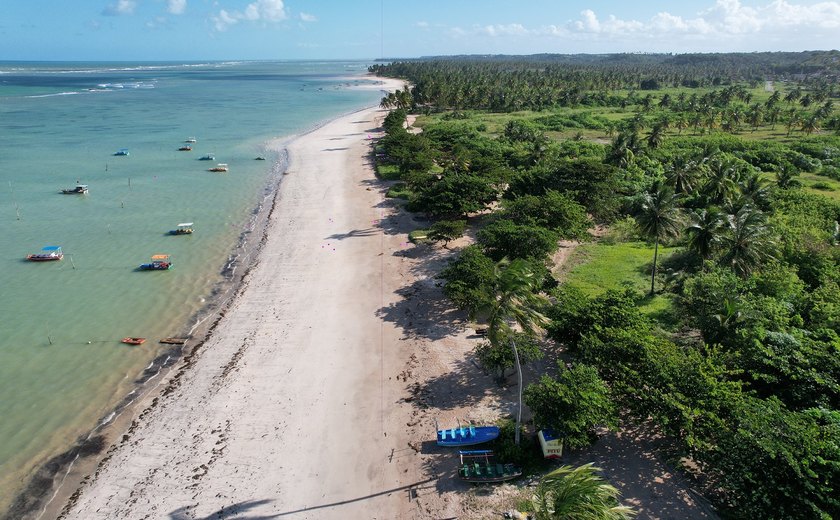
4 77 408 520
29 77 425 520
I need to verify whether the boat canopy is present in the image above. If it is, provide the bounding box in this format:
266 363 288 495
41 246 62 251
151 254 170 260
177 223 193 228
76 184 88 188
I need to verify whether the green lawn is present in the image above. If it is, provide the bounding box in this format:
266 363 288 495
559 240 679 323
801 172 840 202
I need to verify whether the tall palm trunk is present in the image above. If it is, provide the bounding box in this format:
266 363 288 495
650 238 659 296
512 339 523 445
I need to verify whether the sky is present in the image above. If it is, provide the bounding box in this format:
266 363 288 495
1 0 839 61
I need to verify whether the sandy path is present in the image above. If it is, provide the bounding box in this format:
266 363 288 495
60 99 427 519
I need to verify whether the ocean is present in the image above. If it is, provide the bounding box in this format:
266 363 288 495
0 60 384 510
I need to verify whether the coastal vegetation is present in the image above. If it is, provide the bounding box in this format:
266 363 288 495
372 51 840 519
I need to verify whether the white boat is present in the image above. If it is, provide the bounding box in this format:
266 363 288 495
185 137 197 143
170 222 194 235
114 148 129 156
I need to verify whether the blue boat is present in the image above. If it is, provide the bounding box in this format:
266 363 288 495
436 424 500 447
114 148 129 156
457 450 522 483
138 254 172 271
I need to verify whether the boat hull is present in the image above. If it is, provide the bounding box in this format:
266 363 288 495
122 337 146 345
437 426 500 447
138 263 171 270
458 463 522 483
27 254 63 262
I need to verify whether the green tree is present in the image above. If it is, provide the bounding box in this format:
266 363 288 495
477 219 561 261
438 245 495 315
478 258 549 445
635 183 683 295
501 190 590 239
426 220 467 248
410 173 498 218
686 207 726 261
533 464 636 520
525 364 617 449
474 331 543 383
720 206 776 276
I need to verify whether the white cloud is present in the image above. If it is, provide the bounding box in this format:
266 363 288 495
102 0 136 16
446 1 839 52
563 0 840 38
168 0 187 15
416 21 429 29
213 9 238 31
212 0 287 31
300 12 317 22
478 23 529 37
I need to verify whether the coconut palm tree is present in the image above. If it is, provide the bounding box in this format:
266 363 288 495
702 154 741 206
720 206 776 276
533 464 636 520
686 207 726 261
646 123 666 149
635 183 683 295
479 258 548 445
666 157 706 195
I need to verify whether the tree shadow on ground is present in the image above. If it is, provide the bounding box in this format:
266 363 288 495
377 278 466 341
563 421 719 520
325 228 379 240
168 499 279 519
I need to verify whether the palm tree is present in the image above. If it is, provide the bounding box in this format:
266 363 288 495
702 155 740 206
479 258 548 445
666 157 706 195
635 183 683 295
533 464 636 520
646 123 666 149
686 207 726 261
738 173 771 209
801 114 821 136
720 206 776 276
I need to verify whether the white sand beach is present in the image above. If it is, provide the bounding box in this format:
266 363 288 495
54 78 716 520
59 82 433 519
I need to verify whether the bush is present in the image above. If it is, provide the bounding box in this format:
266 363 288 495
385 182 411 199
811 181 835 191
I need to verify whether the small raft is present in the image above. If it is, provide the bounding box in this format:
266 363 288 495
121 337 146 345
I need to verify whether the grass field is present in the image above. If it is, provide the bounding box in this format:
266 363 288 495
559 240 680 324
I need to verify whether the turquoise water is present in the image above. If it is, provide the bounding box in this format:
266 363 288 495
0 60 383 507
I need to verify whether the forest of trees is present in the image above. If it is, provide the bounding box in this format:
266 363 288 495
372 52 840 519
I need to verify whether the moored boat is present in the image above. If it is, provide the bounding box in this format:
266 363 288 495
114 148 129 156
199 154 215 161
185 137 197 143
208 163 228 172
159 337 188 345
178 144 192 151
138 254 172 270
27 246 64 262
60 184 89 195
437 424 500 447
121 337 146 345
169 222 194 235
457 450 522 483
